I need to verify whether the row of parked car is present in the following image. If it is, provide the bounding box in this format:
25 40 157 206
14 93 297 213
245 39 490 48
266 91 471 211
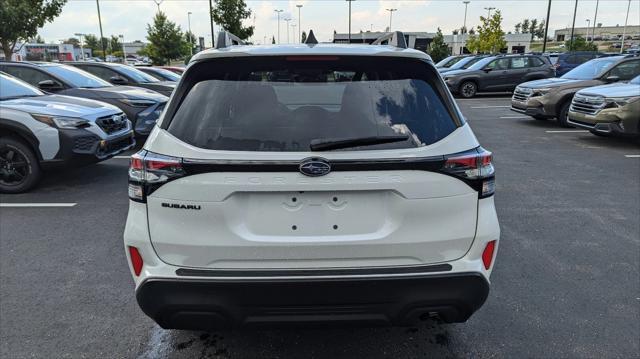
0 61 184 193
436 53 640 138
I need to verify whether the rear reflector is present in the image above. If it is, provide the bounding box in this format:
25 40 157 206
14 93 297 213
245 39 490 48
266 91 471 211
128 246 143 276
482 241 497 270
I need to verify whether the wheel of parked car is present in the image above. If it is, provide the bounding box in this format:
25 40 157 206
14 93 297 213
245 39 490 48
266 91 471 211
459 81 477 98
0 137 42 194
556 101 572 128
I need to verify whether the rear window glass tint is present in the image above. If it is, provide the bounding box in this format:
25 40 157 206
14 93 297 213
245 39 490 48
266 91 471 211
167 57 459 152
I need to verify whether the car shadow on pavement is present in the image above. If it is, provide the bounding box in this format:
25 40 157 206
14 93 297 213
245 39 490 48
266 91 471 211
156 320 464 359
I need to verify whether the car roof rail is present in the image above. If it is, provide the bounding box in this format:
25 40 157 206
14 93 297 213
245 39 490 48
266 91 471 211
305 29 318 45
371 31 407 49
215 31 245 49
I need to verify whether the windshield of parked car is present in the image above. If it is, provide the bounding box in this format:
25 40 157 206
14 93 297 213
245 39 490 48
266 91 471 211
167 56 459 152
447 57 476 70
0 74 44 100
561 58 620 80
629 75 640 84
43 64 112 88
111 64 160 83
148 68 181 81
465 57 495 71
435 56 462 68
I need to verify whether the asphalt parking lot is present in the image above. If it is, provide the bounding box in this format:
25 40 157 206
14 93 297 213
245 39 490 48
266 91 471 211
1 95 638 359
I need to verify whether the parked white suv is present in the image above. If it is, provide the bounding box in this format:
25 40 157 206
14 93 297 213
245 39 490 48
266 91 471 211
124 32 500 330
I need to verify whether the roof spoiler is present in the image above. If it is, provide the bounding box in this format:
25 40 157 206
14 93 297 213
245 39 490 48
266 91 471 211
216 31 245 49
371 31 407 49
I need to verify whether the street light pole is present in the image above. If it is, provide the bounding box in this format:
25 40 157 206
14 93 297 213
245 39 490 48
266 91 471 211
347 0 355 43
274 10 283 44
187 11 193 55
585 19 590 41
119 35 127 62
386 8 397 32
74 33 85 61
291 24 297 44
569 0 578 51
483 7 495 18
591 0 599 43
285 18 291 43
620 0 631 53
296 4 303 43
542 0 552 52
463 1 470 34
208 0 215 48
95 0 106 61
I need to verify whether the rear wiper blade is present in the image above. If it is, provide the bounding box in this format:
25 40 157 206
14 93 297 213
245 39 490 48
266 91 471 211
309 135 410 151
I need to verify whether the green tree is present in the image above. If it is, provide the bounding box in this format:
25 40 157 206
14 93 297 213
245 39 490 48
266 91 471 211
109 35 121 54
514 23 521 34
565 36 597 51
271 36 276 44
63 37 79 47
211 0 254 40
466 10 506 54
184 30 197 54
145 11 187 65
0 0 66 59
84 34 100 52
301 31 307 43
427 28 450 62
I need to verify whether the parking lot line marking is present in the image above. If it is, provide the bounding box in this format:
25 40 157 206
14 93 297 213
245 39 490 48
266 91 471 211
499 116 529 119
0 203 77 208
545 130 589 133
112 155 131 159
624 155 640 158
470 105 511 109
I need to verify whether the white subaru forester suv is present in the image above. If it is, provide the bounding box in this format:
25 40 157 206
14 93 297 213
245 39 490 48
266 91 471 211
124 32 500 330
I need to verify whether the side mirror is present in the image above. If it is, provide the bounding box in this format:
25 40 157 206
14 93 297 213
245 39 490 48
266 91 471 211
110 76 128 85
37 79 62 91
483 68 493 73
605 75 620 83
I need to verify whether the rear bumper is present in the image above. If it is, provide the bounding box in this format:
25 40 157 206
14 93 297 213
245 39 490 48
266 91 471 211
136 272 490 329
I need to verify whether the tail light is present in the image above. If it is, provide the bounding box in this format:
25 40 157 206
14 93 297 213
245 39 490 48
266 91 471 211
441 147 495 198
128 150 185 202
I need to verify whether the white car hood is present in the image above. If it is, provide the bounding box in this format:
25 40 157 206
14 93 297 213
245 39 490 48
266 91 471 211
1 94 119 119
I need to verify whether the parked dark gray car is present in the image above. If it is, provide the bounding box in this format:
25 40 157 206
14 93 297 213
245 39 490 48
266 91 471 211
67 62 175 97
0 62 168 136
442 54 555 98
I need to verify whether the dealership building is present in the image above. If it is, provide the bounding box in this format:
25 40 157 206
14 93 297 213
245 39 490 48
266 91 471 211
0 43 91 61
554 25 640 41
333 32 532 54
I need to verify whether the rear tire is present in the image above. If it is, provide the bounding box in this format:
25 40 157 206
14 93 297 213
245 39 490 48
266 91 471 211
0 137 42 194
459 81 477 98
556 101 572 128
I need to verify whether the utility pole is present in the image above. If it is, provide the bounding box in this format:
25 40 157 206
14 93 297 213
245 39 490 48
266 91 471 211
463 1 470 34
347 0 356 43
95 0 106 61
591 0 599 43
285 18 291 43
74 33 86 61
296 4 303 42
274 10 283 44
291 24 297 44
620 0 631 53
208 0 215 48
569 0 578 51
484 7 495 18
542 0 551 52
187 11 193 55
386 8 397 32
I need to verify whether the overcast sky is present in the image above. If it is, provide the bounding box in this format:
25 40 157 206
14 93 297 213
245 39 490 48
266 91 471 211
39 0 639 46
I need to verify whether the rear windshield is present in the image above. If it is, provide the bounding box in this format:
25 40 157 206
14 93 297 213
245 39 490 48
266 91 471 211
166 56 459 152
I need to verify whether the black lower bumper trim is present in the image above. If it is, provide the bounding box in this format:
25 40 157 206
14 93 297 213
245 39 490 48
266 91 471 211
136 273 489 329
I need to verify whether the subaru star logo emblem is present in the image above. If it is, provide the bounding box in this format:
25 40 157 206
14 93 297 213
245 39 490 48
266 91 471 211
112 115 122 124
299 158 331 177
